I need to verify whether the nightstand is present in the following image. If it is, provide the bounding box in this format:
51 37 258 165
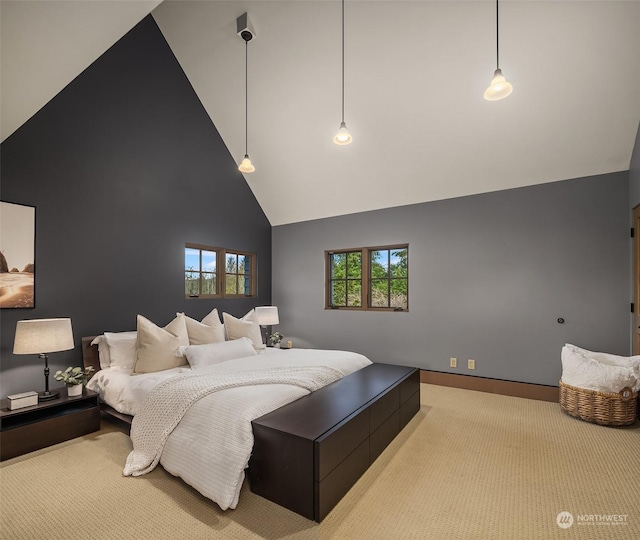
0 387 100 461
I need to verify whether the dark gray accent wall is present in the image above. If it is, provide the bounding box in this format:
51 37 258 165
273 173 629 386
0 17 271 396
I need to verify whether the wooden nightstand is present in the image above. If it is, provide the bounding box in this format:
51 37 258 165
0 387 100 461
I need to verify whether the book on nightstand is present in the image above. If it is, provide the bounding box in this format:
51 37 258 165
7 391 38 410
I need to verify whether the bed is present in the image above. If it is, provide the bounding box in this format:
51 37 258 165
82 334 373 507
81 328 419 521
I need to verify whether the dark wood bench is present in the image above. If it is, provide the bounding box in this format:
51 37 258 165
248 363 420 521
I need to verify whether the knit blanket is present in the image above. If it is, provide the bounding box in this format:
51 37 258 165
123 366 343 478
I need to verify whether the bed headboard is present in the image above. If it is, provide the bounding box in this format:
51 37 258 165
81 336 100 377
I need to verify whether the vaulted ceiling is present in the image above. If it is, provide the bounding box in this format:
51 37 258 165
2 1 639 225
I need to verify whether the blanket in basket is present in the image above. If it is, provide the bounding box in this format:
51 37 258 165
561 344 640 393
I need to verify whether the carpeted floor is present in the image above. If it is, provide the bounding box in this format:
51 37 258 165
1 383 638 539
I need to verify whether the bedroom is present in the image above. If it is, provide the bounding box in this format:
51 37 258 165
1 1 639 538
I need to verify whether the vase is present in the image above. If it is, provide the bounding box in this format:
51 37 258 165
67 384 83 397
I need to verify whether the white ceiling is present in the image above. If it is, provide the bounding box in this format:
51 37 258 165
0 0 162 142
2 1 640 225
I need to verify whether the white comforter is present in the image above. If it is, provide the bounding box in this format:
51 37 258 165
108 348 371 510
87 365 190 416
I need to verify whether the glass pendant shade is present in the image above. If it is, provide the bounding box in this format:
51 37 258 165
333 122 352 145
238 154 255 173
483 68 513 101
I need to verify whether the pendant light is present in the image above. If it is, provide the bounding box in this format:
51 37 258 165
238 21 255 173
333 0 352 145
484 0 513 101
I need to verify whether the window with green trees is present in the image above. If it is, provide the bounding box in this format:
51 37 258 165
185 246 217 297
326 245 408 311
328 251 363 307
225 251 253 296
185 244 256 298
370 247 408 309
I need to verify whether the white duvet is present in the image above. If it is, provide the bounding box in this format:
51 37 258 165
89 348 371 510
87 365 191 416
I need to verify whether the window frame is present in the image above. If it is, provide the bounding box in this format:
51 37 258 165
223 249 258 298
326 250 363 309
325 244 409 312
185 243 257 299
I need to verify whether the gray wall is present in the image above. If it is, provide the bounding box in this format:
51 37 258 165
630 123 640 208
0 17 271 396
273 172 629 386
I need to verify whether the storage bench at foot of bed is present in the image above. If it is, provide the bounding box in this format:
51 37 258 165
248 363 420 522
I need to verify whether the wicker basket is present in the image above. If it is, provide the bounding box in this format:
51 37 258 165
559 380 638 426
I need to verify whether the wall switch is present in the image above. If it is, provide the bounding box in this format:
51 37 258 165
468 359 475 370
449 357 457 368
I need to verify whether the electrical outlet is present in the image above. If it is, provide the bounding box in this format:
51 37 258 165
468 359 475 370
449 357 457 368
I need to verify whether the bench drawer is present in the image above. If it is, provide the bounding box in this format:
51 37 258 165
400 389 420 429
399 369 420 404
370 385 400 432
315 438 369 521
370 408 400 462
315 407 369 482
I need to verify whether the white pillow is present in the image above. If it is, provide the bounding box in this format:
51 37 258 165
564 344 640 392
561 345 639 393
103 331 138 371
182 337 257 369
180 308 225 345
223 310 265 349
565 343 640 371
90 335 111 369
134 313 189 374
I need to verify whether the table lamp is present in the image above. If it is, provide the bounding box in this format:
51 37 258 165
13 318 74 402
254 306 279 345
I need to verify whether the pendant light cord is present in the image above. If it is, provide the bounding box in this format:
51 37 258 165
496 0 500 69
341 0 345 123
245 39 249 155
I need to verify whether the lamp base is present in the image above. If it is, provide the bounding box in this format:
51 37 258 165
38 390 60 402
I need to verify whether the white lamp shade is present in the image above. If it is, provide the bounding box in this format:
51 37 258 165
484 68 513 101
13 318 74 355
333 122 353 145
254 306 279 326
238 155 255 173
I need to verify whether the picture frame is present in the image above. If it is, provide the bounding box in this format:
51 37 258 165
0 201 35 308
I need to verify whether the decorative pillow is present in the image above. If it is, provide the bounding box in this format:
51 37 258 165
564 344 640 391
134 314 189 374
561 345 638 393
164 313 190 346
182 337 257 369
90 335 111 370
565 343 640 369
103 331 138 371
202 308 224 328
181 308 225 345
222 310 265 349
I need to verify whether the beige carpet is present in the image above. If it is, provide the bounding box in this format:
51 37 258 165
1 384 639 539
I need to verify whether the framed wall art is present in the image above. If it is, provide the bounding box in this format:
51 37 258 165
0 201 35 308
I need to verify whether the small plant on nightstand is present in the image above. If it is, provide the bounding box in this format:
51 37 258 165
54 366 94 397
268 331 283 347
